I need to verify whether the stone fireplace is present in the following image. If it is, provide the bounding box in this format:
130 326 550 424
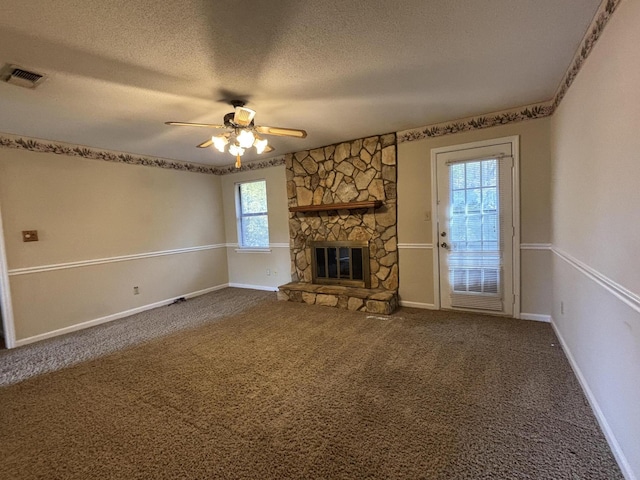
277 133 398 314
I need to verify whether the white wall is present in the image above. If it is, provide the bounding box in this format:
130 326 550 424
0 148 228 344
397 117 552 316
550 0 640 477
220 165 291 290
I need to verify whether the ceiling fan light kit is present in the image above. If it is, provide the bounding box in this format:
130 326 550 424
212 135 229 152
254 137 268 154
236 129 255 148
166 101 307 168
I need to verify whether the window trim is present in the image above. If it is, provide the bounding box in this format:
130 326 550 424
234 247 272 254
235 179 270 249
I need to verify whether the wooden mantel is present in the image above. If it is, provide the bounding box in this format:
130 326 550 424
289 200 383 213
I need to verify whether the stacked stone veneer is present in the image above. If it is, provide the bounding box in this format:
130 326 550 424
279 133 398 313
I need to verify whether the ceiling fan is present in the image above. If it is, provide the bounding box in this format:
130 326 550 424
165 100 307 168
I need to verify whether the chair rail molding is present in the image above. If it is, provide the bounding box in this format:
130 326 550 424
8 244 227 276
398 243 433 249
552 246 640 314
520 243 552 250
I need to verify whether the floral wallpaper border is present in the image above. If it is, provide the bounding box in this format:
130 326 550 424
0 0 623 171
397 102 554 143
215 156 285 175
0 134 285 175
398 0 622 143
552 0 621 110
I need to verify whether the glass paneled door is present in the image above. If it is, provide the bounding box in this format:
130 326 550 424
434 139 517 315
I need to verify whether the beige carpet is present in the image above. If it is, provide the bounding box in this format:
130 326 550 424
0 288 622 479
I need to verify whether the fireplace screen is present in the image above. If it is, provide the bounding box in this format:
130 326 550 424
311 241 370 288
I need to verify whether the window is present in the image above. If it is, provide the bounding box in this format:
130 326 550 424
236 180 269 248
448 158 501 297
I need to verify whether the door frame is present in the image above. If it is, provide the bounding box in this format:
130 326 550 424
430 135 520 318
0 199 16 348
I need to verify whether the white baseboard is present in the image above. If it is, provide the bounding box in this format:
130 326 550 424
182 284 229 299
228 282 278 292
13 283 229 348
398 300 437 310
519 313 551 322
550 318 636 480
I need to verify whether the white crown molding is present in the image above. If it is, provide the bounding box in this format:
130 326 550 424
8 244 226 276
552 246 640 315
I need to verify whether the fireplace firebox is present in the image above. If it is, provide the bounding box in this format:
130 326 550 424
311 241 370 288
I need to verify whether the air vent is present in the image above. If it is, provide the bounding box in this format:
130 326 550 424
1 64 47 89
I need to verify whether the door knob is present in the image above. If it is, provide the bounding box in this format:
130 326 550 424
441 242 448 249
440 232 447 237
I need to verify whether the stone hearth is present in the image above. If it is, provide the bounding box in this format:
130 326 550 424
277 282 398 315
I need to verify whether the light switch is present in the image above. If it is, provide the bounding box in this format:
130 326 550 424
22 230 39 242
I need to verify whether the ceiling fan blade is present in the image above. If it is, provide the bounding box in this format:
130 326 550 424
165 121 226 129
233 107 256 127
255 125 307 138
197 138 213 148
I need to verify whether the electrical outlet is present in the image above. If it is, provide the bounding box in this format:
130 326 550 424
266 268 271 276
22 230 39 242
134 286 139 295
424 211 431 222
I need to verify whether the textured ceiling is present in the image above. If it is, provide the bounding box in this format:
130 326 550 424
0 0 601 167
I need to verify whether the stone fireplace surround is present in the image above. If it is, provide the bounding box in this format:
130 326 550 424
277 133 398 314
